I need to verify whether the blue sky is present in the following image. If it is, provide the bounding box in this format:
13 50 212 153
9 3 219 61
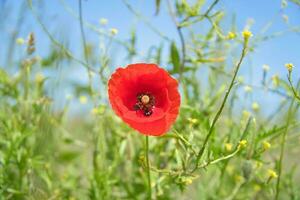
1 0 300 115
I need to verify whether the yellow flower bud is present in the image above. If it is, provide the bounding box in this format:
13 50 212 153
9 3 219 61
79 95 88 104
244 85 253 93
187 118 198 124
285 63 294 72
242 30 253 40
262 141 271 151
227 31 236 40
225 143 233 152
254 184 261 192
268 169 278 179
35 72 45 83
99 18 108 25
238 140 247 149
235 175 244 183
252 102 260 112
16 38 25 45
110 28 118 36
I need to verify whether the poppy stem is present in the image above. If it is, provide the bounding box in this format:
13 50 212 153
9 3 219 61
145 136 152 199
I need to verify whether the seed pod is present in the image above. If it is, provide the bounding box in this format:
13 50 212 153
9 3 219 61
27 32 35 55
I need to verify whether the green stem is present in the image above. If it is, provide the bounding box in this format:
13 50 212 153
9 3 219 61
287 73 300 102
145 136 152 200
193 40 248 172
275 98 295 199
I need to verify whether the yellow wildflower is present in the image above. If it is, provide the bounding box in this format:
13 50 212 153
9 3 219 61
16 38 25 45
242 30 252 40
285 63 294 72
99 18 108 25
238 140 247 149
262 141 271 151
227 31 236 40
252 102 260 112
268 169 278 179
79 95 88 104
35 72 45 83
187 118 198 124
225 143 233 152
244 85 253 93
110 28 118 36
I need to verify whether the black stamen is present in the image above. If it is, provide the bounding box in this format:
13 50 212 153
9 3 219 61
134 92 155 116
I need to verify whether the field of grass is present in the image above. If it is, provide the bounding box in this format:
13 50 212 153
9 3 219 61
0 0 300 199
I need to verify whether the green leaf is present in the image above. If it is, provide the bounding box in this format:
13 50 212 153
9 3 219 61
170 41 180 73
289 0 300 6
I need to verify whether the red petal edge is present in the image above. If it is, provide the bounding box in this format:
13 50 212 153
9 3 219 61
108 63 181 136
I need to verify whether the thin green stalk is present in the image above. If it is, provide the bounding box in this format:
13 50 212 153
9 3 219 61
123 0 171 42
193 38 248 172
27 0 97 73
287 73 300 102
78 0 96 104
166 0 186 82
145 136 152 200
275 98 295 199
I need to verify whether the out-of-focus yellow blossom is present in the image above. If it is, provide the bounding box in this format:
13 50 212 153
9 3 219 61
254 184 261 192
16 38 25 45
99 18 108 25
110 28 118 36
91 106 106 115
244 85 253 93
285 63 294 72
272 75 279 87
35 72 45 83
237 76 244 83
79 95 88 104
242 30 252 40
187 118 198 124
252 102 260 112
225 143 233 152
262 141 271 151
256 161 263 169
182 177 194 185
268 169 278 179
226 165 235 174
238 140 247 149
91 107 99 115
227 31 236 40
235 175 244 183
242 110 251 119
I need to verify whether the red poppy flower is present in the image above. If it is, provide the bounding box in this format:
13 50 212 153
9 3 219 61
108 63 180 136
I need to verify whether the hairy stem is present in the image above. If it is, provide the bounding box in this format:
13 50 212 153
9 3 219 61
145 136 152 199
287 74 300 102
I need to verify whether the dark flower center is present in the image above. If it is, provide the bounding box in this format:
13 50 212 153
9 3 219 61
134 93 155 116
